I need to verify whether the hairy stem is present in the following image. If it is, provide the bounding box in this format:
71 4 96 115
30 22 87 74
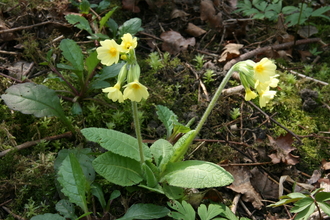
132 101 145 165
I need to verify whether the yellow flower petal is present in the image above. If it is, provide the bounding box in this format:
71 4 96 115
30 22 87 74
253 58 277 83
123 80 149 102
96 40 121 66
259 90 276 108
120 33 137 53
245 89 258 101
102 83 124 103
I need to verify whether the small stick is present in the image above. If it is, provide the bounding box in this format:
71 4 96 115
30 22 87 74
2 206 27 220
0 132 73 158
239 200 257 220
0 21 70 34
185 63 210 101
231 193 241 214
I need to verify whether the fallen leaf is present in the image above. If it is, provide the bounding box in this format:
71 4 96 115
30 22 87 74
160 31 196 55
321 159 330 170
200 0 223 29
307 170 321 185
218 43 243 62
250 167 278 200
185 23 206 37
298 25 318 38
171 9 190 19
268 133 299 165
298 50 313 62
225 165 263 209
122 0 140 13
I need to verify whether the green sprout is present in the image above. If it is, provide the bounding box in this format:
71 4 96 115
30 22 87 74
230 108 241 120
193 54 205 69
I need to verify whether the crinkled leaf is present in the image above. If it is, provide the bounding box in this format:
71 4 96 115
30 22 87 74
118 17 143 37
59 39 84 73
55 199 77 219
93 151 143 186
198 204 223 220
156 105 178 138
30 213 65 220
117 203 170 220
57 153 89 213
81 128 151 161
162 160 234 188
168 200 195 220
65 14 92 34
100 6 118 29
54 148 95 183
1 83 65 118
150 139 173 168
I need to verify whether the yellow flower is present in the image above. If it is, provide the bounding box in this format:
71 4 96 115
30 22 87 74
259 90 276 108
102 83 124 103
245 88 258 101
96 39 121 66
253 58 277 83
120 33 137 53
123 80 149 102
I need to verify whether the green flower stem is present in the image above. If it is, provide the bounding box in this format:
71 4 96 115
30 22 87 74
195 65 238 137
132 101 145 165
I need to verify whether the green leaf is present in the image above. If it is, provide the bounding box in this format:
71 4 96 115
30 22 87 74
110 189 121 200
156 105 178 138
315 192 330 202
117 203 170 220
79 0 90 14
162 183 184 200
100 6 118 29
85 51 99 75
168 200 195 220
55 199 77 220
59 39 84 74
198 204 223 220
150 139 173 168
97 0 111 12
30 213 66 220
57 153 89 213
81 128 151 161
142 162 158 188
98 62 124 81
294 202 315 220
54 148 95 183
65 14 92 34
1 83 65 118
318 201 330 217
162 160 234 188
217 203 238 220
311 6 330 18
91 182 106 209
118 17 144 37
169 130 196 163
290 197 314 213
285 192 308 199
93 151 143 186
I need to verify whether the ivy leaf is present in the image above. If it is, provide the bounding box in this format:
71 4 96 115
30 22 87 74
162 160 234 188
1 82 65 118
57 153 89 213
81 128 151 161
117 203 170 220
93 151 143 186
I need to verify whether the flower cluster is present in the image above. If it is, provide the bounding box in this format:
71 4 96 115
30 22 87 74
235 58 278 108
96 33 149 103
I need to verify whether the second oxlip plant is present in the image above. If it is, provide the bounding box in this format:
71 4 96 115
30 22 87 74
81 33 279 199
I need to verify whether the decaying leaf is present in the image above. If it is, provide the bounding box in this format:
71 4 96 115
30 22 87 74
268 133 299 165
200 0 223 29
250 167 278 200
160 31 195 55
321 159 330 170
185 23 206 37
218 43 243 62
122 0 141 13
171 9 190 19
225 166 263 209
298 25 318 39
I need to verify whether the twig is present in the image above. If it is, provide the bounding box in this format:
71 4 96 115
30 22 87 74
281 67 328 86
244 97 302 144
2 206 27 220
239 200 257 220
224 38 321 70
231 194 241 214
0 50 20 55
0 132 73 158
0 21 70 34
185 63 210 101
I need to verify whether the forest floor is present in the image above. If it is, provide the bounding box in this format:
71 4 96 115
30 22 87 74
1 0 330 219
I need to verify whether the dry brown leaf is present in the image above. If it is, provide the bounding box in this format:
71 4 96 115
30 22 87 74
268 133 299 165
321 159 330 170
122 0 140 13
218 43 243 62
185 23 206 37
298 25 318 38
298 50 313 62
225 166 263 209
0 16 15 42
160 31 195 55
171 9 190 19
250 167 278 200
200 0 223 29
